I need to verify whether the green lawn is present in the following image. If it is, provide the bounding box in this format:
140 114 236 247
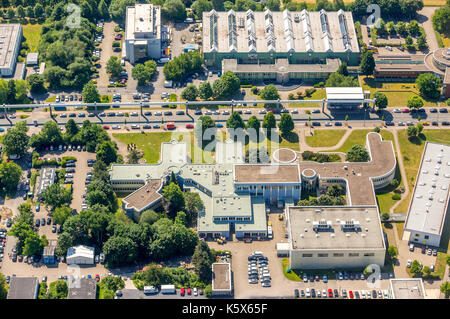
245 131 300 157
304 129 346 147
288 89 326 108
112 132 178 163
323 129 372 153
22 23 42 53
395 222 404 240
394 129 450 214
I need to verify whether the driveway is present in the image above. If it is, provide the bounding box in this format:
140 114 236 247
98 22 121 89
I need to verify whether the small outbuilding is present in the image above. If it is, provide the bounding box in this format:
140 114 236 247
26 52 39 66
67 245 95 265
42 240 57 264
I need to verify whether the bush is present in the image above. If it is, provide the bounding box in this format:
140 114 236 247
373 126 381 133
392 193 401 200
305 88 316 97
114 26 121 32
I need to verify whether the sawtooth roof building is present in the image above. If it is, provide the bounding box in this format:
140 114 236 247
404 142 450 247
109 132 396 255
203 9 360 83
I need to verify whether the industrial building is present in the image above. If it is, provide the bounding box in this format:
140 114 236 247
211 263 232 296
403 142 450 247
124 4 161 63
7 277 39 299
388 278 426 299
0 24 22 77
68 277 97 299
109 132 396 244
287 206 386 269
67 245 95 265
203 9 360 82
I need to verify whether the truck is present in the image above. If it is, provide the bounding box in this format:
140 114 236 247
160 284 176 294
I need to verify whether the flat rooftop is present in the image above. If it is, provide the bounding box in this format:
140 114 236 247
326 87 364 101
7 277 38 299
212 263 232 291
0 24 21 70
68 278 97 299
234 164 300 184
405 142 450 236
301 132 396 205
390 279 425 299
222 58 340 74
288 206 384 250
203 9 359 54
125 4 160 40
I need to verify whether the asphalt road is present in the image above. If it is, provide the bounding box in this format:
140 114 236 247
1 107 450 128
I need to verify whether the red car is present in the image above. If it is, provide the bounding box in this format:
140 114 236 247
187 288 191 295
349 290 354 299
103 125 110 130
180 288 185 296
186 124 194 129
119 78 127 84
401 108 410 113
95 274 100 282
328 289 333 297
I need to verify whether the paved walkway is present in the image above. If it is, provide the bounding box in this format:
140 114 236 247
389 129 410 214
299 127 353 153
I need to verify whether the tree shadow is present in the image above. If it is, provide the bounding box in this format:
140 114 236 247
407 135 423 145
281 131 299 144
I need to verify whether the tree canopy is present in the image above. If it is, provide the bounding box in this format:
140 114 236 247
346 144 370 162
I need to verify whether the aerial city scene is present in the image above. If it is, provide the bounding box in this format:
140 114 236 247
0 0 448 306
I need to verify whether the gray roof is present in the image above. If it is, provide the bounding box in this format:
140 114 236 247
203 9 359 54
36 167 56 197
288 206 385 250
125 4 161 41
68 278 97 299
26 52 39 65
7 277 39 299
0 24 21 70
389 279 425 299
404 142 450 236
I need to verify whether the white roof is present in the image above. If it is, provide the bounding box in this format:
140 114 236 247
67 245 95 259
405 142 450 236
326 87 364 100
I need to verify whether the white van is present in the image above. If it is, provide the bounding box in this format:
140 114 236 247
252 251 263 257
144 286 158 294
120 58 125 66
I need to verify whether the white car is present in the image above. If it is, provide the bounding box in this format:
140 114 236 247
366 290 371 299
117 112 124 117
244 110 252 114
325 122 332 126
393 108 401 113
112 125 121 130
261 282 271 287
322 289 327 298
222 110 230 115
383 290 389 298
317 290 321 298
258 110 267 114
154 111 162 116
305 288 311 298
204 110 212 115
130 112 138 116
290 109 298 114
361 290 365 298
193 288 198 296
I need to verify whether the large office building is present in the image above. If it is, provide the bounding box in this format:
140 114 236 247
287 206 386 269
203 9 360 83
124 4 161 63
109 132 396 250
0 24 22 77
403 142 450 247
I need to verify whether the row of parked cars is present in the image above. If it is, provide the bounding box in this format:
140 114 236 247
55 94 83 103
248 251 271 287
295 288 389 299
180 287 203 296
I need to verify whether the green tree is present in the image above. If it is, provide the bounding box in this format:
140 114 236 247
0 273 7 299
198 81 213 100
212 71 240 99
360 51 375 75
181 84 198 101
0 161 22 194
2 121 29 158
262 111 276 132
382 212 390 220
65 119 79 138
416 123 423 133
96 141 118 165
53 206 72 226
106 56 123 78
7 80 16 104
23 231 45 256
132 63 154 86
405 35 414 49
191 0 213 18
337 62 349 76
6 7 15 19
387 245 398 259
415 73 442 100
27 74 46 94
82 81 100 103
326 184 343 197
127 149 139 164
346 144 369 162
374 92 388 109
14 203 34 227
278 113 294 137
139 210 160 225
432 4 450 33
226 111 245 130
246 116 260 134
162 182 185 218
30 121 63 148
416 34 428 50
410 260 422 276
34 3 44 17
407 125 418 137
184 192 204 226
325 72 359 87
16 5 25 18
98 0 110 19
407 95 424 109
100 275 125 293
441 281 450 298
47 280 68 299
266 0 280 11
103 236 138 267
422 266 431 277
191 240 215 282
109 0 135 20
162 0 187 21
41 183 72 211
194 115 216 148
407 20 420 35
259 84 280 109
